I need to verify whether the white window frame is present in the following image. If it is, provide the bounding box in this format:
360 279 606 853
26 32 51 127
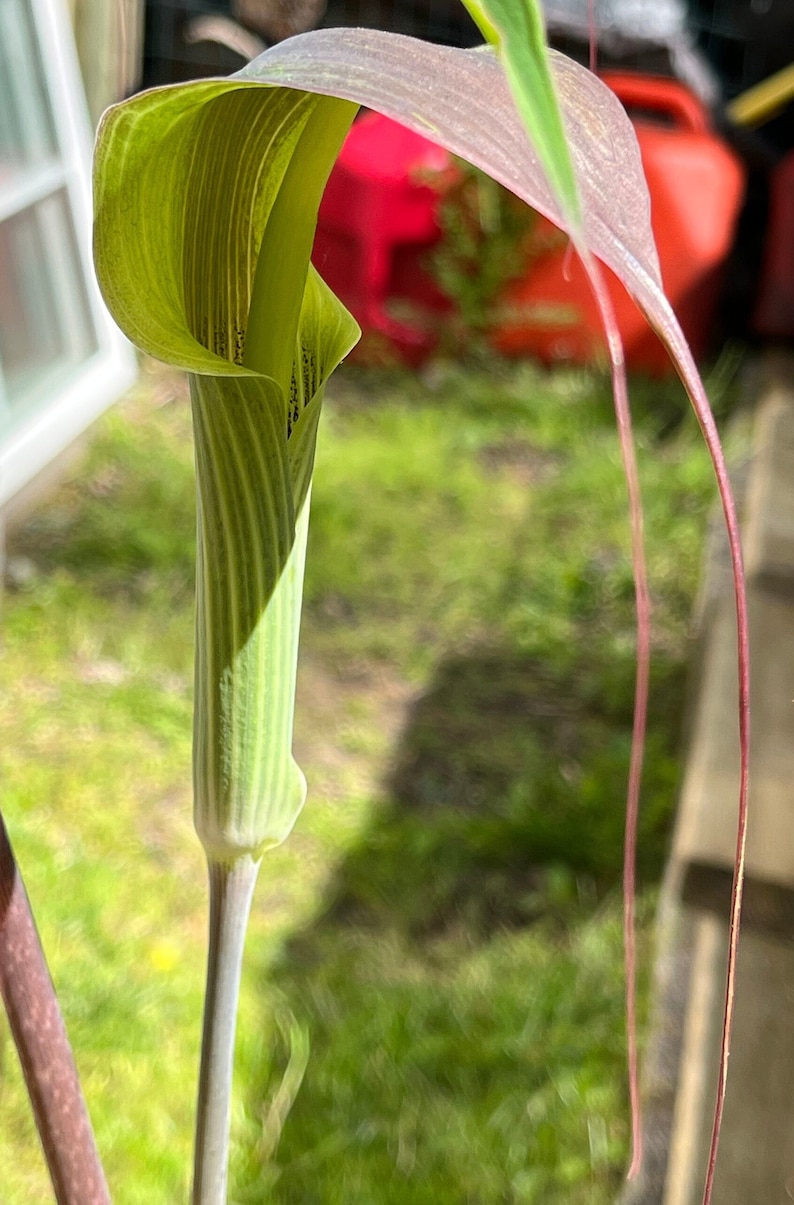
0 0 136 509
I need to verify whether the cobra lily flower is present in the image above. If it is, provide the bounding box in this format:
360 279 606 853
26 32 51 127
95 71 361 1205
92 5 748 1204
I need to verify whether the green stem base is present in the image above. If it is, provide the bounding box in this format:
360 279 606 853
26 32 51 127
192 855 261 1205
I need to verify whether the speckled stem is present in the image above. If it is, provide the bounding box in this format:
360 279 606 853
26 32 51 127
0 812 111 1205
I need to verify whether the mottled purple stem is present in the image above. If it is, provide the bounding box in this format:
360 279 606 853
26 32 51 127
0 812 111 1205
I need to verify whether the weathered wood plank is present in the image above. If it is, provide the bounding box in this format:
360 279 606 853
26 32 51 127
673 587 794 892
664 912 794 1205
673 352 794 892
743 351 794 588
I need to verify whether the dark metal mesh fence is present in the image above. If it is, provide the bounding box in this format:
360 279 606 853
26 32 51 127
687 0 794 98
322 0 479 43
142 0 244 86
140 1 794 143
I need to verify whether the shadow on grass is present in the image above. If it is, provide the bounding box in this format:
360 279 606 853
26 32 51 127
239 642 686 1204
327 646 681 938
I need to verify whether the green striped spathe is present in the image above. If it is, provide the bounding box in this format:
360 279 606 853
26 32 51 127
191 372 308 860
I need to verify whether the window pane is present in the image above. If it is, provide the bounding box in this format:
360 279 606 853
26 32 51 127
0 0 57 177
0 189 98 416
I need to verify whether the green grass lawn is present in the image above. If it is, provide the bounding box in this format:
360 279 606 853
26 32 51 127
0 353 737 1203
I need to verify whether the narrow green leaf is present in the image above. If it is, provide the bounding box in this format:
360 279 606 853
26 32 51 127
461 0 583 233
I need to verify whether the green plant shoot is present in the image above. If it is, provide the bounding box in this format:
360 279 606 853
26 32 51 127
92 7 750 1204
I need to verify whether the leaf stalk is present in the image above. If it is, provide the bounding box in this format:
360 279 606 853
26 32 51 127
0 812 111 1205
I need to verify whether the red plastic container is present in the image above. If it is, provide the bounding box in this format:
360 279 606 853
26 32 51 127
314 76 745 372
313 111 454 362
754 150 794 339
492 74 746 374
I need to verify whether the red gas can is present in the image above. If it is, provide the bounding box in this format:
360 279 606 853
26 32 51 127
754 150 794 339
312 111 454 362
492 74 746 374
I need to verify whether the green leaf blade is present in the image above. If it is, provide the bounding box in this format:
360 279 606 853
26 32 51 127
94 80 328 378
238 30 661 293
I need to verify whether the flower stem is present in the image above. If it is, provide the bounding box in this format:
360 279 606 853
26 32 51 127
192 855 260 1205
